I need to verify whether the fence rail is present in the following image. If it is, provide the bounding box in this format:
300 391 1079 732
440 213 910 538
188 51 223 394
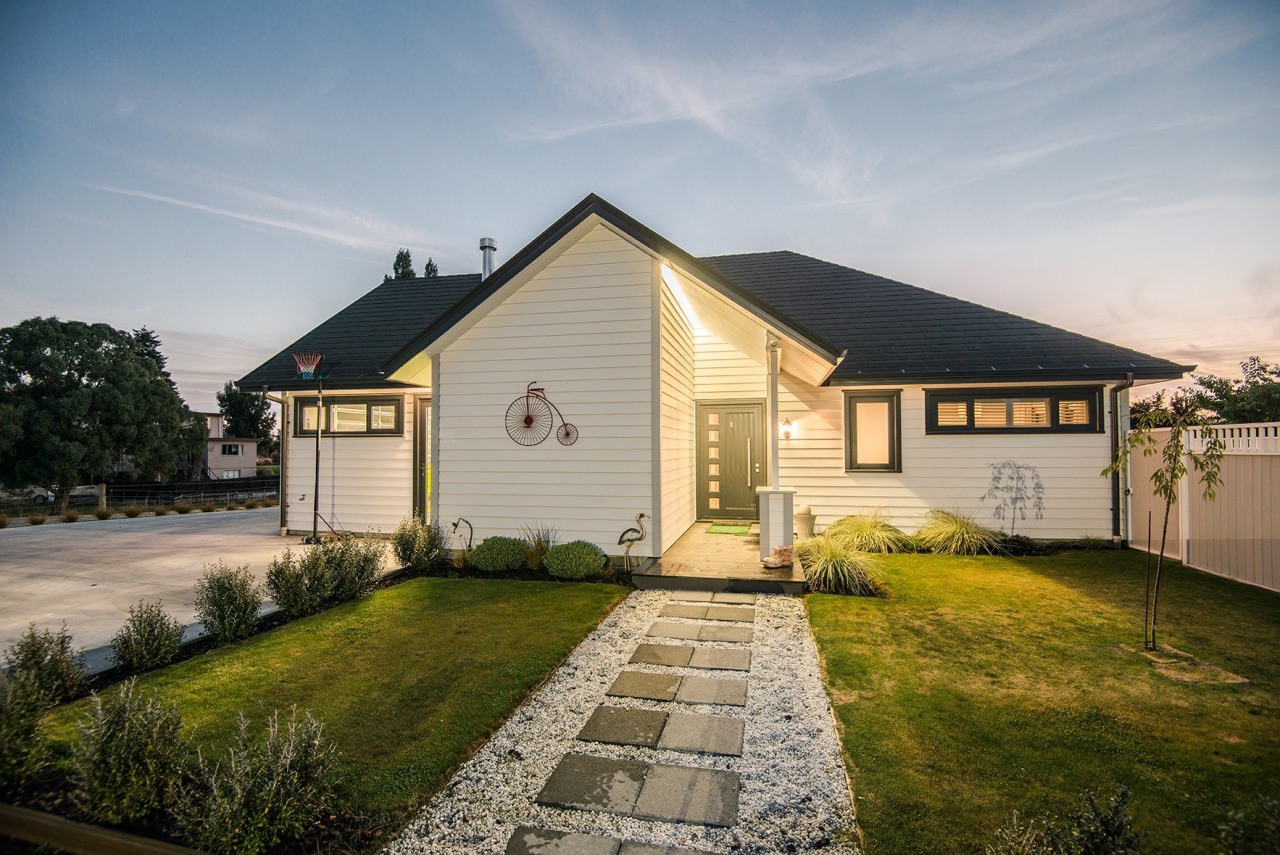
1187 422 1280 454
1130 424 1279 592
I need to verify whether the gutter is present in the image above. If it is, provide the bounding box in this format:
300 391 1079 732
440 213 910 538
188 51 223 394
1109 373 1135 544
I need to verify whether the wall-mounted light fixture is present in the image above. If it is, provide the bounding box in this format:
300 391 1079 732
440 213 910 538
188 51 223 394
782 418 794 440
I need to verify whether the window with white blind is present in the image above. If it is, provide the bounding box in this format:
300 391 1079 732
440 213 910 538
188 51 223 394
925 387 1103 434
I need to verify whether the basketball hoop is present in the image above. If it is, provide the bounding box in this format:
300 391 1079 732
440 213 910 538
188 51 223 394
293 352 323 380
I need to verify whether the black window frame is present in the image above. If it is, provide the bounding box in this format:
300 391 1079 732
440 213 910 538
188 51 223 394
293 396 404 437
844 390 902 472
924 386 1104 434
221 443 240 456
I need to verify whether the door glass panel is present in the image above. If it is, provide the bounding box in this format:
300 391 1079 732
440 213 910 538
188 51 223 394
708 463 719 475
854 401 891 465
708 498 720 509
707 413 719 425
708 480 719 493
707 429 718 442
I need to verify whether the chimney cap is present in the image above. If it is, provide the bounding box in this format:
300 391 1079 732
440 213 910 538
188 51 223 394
479 237 496 250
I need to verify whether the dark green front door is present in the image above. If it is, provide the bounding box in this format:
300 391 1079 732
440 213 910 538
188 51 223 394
697 401 765 520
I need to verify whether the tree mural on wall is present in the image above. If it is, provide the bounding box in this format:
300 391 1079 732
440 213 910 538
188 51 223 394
981 460 1045 535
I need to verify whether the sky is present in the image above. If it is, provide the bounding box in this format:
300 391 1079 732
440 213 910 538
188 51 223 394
1 0 1277 412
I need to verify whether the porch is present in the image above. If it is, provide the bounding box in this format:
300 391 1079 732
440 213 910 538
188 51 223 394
634 522 806 595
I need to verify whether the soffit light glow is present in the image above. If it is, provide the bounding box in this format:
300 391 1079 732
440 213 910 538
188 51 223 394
660 263 703 330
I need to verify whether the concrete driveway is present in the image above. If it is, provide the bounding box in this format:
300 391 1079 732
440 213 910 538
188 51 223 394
0 509 297 653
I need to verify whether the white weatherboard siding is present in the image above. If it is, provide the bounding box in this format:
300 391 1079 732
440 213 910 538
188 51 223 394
777 378 1116 539
436 224 658 557
694 327 766 401
659 277 696 552
282 390 420 534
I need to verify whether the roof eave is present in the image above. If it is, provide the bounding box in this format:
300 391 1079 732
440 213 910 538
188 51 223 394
827 365 1193 386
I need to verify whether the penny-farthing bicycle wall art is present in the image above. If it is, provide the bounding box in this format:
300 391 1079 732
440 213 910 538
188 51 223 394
505 382 579 447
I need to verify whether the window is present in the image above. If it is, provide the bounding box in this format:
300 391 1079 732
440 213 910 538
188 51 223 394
222 470 241 479
845 391 901 471
294 397 403 436
221 444 241 456
926 387 1102 433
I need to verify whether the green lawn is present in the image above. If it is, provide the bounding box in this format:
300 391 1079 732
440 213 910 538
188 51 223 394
807 550 1280 854
48 578 625 824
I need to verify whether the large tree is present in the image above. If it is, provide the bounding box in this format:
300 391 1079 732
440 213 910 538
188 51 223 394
386 248 415 281
421 256 439 277
1193 356 1280 423
216 381 276 445
0 318 206 512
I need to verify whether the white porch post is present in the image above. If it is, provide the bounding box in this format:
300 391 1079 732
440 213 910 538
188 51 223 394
758 334 794 559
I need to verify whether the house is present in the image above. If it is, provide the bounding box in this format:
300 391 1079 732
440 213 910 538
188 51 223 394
240 194 1188 559
198 412 260 480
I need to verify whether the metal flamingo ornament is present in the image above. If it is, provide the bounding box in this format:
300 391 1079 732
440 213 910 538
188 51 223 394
618 512 649 572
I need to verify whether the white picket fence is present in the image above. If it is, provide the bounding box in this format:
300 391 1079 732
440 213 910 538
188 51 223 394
1130 422 1280 592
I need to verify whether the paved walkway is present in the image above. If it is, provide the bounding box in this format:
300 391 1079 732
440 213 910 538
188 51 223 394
390 590 855 854
0 509 292 651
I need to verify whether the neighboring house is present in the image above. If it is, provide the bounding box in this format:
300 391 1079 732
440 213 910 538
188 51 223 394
241 194 1189 558
199 412 259 480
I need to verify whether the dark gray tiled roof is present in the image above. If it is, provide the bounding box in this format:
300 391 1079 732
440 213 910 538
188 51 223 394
239 274 480 390
241 199 1189 390
699 251 1189 384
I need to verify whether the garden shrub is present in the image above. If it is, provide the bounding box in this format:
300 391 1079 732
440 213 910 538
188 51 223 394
3 623 86 708
0 514 7 529
26 513 46 525
0 672 50 797
795 535 882 596
987 787 1140 855
176 708 338 855
243 499 261 509
173 503 194 514
392 517 449 574
111 600 183 673
264 495 279 507
544 540 607 580
61 511 80 523
520 525 559 573
324 534 384 602
122 505 144 518
93 507 114 520
469 535 528 573
1078 534 1112 550
265 548 331 619
1220 795 1279 855
71 678 188 826
825 512 912 553
200 502 219 513
194 562 261 644
915 509 1003 555
152 505 172 516
225 500 242 510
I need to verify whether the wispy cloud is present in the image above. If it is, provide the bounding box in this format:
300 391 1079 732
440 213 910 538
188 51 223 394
88 182 444 254
496 0 1267 203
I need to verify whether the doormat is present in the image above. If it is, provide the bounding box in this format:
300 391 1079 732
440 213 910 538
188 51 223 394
707 524 751 535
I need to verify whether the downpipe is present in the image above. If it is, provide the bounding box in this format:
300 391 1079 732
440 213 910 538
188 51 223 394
1109 372 1135 546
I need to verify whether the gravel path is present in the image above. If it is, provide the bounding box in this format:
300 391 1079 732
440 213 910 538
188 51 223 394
386 589 857 854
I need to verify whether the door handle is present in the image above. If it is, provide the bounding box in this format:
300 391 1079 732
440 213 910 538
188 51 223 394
747 437 752 488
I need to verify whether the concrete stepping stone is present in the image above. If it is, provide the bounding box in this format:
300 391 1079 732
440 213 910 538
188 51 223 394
647 621 753 643
538 754 740 827
697 624 753 643
630 643 694 667
607 670 680 702
675 675 749 707
504 827 714 855
506 826 620 854
658 604 755 623
688 647 751 671
667 591 715 602
710 592 757 604
578 706 744 756
578 706 667 748
657 711 744 756
537 753 647 814
634 763 741 827
646 620 702 640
